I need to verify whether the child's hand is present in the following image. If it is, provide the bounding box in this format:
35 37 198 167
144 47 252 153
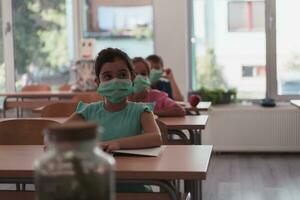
43 145 48 152
163 68 174 80
101 141 120 153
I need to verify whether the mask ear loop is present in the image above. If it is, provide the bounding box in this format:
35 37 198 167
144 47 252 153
95 77 100 86
131 71 137 85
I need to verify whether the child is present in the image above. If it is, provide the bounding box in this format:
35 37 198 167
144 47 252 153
129 57 185 117
66 48 162 152
146 54 184 101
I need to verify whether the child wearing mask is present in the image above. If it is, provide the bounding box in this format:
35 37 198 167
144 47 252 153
66 48 162 152
146 54 184 101
129 57 185 117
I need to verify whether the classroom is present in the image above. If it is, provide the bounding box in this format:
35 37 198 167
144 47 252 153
0 0 299 200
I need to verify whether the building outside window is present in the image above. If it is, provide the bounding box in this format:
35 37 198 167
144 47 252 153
81 0 154 58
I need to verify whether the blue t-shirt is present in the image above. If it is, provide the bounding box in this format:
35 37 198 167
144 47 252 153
152 79 173 99
76 101 153 141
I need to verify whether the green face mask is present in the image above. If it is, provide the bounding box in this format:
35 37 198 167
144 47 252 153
133 75 151 93
97 79 133 104
149 68 163 83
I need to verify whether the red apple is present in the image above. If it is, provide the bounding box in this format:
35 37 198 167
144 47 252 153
189 95 201 107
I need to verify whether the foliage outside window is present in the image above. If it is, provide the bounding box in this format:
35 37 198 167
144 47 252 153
12 0 69 90
194 48 236 104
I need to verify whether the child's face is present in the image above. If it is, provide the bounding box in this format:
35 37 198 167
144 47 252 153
98 59 132 83
134 62 149 77
148 60 163 70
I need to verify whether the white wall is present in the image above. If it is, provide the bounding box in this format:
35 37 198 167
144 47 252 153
153 0 189 99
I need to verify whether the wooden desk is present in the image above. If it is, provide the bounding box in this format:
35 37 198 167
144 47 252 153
0 145 212 200
290 100 300 108
176 101 211 115
157 115 209 145
0 117 68 124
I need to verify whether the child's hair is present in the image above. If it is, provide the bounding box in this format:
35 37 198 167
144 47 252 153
132 57 151 76
146 54 164 67
94 48 134 78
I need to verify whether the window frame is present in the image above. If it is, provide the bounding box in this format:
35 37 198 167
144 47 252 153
266 0 300 100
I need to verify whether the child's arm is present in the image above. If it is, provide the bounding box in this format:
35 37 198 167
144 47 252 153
152 91 185 117
164 68 184 101
64 113 85 123
155 103 185 117
101 111 162 152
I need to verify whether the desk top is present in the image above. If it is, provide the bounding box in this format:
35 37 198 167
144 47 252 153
0 117 68 124
177 101 212 111
290 100 300 108
0 145 212 180
0 91 97 98
157 115 209 130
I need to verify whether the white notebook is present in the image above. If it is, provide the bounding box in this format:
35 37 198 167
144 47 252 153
112 146 166 157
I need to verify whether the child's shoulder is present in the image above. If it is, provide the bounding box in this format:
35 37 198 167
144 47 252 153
76 100 104 112
127 101 154 113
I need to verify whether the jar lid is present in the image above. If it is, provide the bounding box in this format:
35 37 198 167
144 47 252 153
45 122 98 142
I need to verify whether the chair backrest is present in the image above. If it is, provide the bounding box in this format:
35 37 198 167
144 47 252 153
0 119 60 145
72 92 103 103
41 102 78 117
21 84 51 92
58 84 71 91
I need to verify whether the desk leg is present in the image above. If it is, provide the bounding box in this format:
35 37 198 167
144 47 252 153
188 130 196 144
184 180 202 200
189 129 202 145
118 180 179 200
195 129 202 145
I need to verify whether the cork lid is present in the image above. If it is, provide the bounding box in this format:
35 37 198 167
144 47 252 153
45 122 98 142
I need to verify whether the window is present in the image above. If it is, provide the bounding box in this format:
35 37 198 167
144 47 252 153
242 66 254 77
12 0 72 91
192 0 300 100
275 0 300 95
228 1 265 32
191 0 266 99
81 0 154 58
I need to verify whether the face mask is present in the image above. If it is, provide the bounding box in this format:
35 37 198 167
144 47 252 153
97 78 133 104
133 75 151 93
149 68 163 83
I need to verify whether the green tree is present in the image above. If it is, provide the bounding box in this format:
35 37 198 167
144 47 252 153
198 48 227 89
12 0 67 74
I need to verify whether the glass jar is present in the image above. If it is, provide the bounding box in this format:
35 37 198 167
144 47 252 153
34 122 115 200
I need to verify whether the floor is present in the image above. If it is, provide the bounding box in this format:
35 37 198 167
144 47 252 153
203 153 300 200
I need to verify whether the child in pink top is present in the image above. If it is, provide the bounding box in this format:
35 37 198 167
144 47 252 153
129 57 185 117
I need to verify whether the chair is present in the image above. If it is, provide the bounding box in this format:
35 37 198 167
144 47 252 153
0 118 60 197
58 84 71 91
3 84 52 118
21 84 51 92
41 102 78 117
0 119 60 145
72 92 103 103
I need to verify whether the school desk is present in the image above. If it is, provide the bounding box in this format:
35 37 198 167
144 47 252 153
176 101 212 116
290 100 300 108
0 117 68 124
185 101 212 115
157 115 209 145
0 145 212 200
